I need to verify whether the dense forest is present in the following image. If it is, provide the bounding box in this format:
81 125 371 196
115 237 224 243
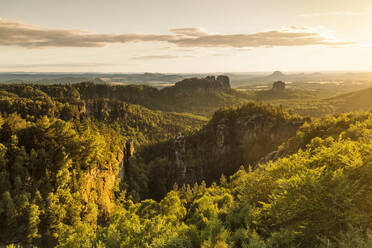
0 77 371 247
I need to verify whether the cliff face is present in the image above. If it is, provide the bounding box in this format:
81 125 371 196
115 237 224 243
173 133 187 184
83 165 119 215
118 138 135 187
120 102 304 200
272 81 286 91
174 75 230 90
180 103 304 183
211 111 302 165
54 76 231 106
164 75 231 96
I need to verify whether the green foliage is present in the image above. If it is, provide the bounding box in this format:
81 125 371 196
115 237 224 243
0 83 207 146
94 109 372 248
0 82 372 247
0 114 121 246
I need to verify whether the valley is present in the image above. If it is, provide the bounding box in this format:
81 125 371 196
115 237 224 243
0 73 371 247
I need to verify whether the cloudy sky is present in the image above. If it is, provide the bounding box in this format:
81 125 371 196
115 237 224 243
1 0 372 72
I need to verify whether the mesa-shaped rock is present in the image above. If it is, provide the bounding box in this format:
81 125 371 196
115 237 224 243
169 75 231 95
272 81 286 91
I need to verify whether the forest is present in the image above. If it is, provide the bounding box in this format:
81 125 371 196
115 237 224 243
0 78 371 247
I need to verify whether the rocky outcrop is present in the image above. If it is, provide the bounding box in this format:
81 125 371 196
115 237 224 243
213 112 300 162
155 103 305 187
217 75 230 87
216 118 230 153
173 133 187 184
78 101 87 114
119 138 135 187
169 75 231 96
192 103 306 182
83 165 118 215
125 138 135 162
272 81 286 91
129 103 304 200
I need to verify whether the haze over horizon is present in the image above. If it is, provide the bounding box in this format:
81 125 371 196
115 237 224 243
1 0 372 73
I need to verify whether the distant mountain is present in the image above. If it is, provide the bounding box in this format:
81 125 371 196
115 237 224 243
269 71 286 79
252 71 288 82
243 71 331 84
0 72 186 86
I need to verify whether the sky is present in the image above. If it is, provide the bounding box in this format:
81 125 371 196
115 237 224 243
1 0 372 73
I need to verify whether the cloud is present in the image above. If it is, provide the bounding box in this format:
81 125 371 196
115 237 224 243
131 55 194 60
211 53 229 57
0 62 116 68
299 11 365 17
170 28 208 37
131 55 179 60
0 18 173 48
169 27 353 48
0 18 354 49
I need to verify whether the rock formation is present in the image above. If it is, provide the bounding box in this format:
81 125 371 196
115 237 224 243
217 75 230 88
205 75 216 81
170 75 231 96
213 112 300 158
204 104 304 175
216 118 230 154
119 138 135 186
124 138 134 175
272 81 286 91
84 165 117 215
173 133 187 184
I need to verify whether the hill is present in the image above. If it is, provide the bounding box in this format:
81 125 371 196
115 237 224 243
0 83 207 146
31 75 253 116
327 86 372 113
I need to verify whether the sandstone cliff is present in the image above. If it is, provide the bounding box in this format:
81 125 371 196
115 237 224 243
182 102 304 183
162 75 231 97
